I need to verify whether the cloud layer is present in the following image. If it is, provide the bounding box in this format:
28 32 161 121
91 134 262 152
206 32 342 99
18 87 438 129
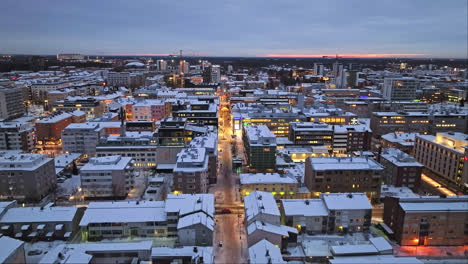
1 0 466 58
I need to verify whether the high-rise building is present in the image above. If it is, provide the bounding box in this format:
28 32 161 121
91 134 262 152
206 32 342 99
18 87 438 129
383 77 419 101
156 59 168 71
202 65 221 83
0 87 25 120
313 63 324 76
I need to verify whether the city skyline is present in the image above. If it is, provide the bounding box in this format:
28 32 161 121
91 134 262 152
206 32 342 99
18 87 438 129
1 0 467 58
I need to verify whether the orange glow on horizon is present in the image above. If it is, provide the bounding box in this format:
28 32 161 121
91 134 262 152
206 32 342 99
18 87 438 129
263 53 426 58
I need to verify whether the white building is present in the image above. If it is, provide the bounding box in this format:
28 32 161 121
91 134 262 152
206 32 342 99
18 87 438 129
0 86 25 119
80 156 135 198
383 77 419 101
0 122 35 152
62 123 104 156
39 240 153 264
280 193 372 235
0 152 56 201
0 205 80 241
79 200 167 240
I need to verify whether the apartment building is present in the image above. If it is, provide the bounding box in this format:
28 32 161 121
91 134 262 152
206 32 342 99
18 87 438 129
0 152 55 201
0 205 82 241
173 148 209 194
370 109 468 137
288 122 371 153
53 97 106 118
381 132 419 155
383 196 468 246
80 156 135 198
305 157 383 201
240 173 298 200
0 122 35 152
31 81 72 102
189 133 218 184
380 148 423 190
35 112 85 149
414 132 468 189
243 125 277 172
80 194 215 247
0 86 25 119
280 193 372 235
62 123 104 156
96 131 157 169
244 191 298 248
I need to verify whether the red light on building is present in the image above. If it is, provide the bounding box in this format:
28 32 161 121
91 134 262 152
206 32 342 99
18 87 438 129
464 156 468 161
102 82 106 86
328 100 333 104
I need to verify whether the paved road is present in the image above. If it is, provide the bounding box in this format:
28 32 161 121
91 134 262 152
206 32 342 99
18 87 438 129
212 102 248 264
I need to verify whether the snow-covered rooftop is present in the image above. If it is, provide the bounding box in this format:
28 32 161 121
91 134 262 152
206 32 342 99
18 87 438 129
281 199 329 216
247 221 297 236
380 148 423 167
177 211 214 231
79 201 166 226
0 236 24 264
329 255 423 264
244 191 280 223
321 193 372 210
308 157 383 171
240 173 297 185
165 194 214 218
0 206 78 223
248 239 285 264
80 156 132 171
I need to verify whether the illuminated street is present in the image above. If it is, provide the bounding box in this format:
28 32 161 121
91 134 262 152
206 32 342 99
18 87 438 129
421 173 456 196
212 93 248 263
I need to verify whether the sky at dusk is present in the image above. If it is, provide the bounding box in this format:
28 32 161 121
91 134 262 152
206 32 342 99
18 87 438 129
1 0 467 58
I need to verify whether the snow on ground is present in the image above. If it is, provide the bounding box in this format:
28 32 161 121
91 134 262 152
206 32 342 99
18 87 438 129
57 175 81 196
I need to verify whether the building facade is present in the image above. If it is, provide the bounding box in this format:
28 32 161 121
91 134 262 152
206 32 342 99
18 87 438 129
304 157 383 201
380 148 423 190
80 156 135 198
414 132 468 190
243 125 277 172
383 196 468 246
0 152 56 201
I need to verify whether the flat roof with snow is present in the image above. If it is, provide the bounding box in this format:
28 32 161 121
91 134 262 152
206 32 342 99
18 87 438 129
79 201 166 226
0 206 78 223
321 193 372 210
240 173 297 185
308 157 383 171
281 199 329 216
